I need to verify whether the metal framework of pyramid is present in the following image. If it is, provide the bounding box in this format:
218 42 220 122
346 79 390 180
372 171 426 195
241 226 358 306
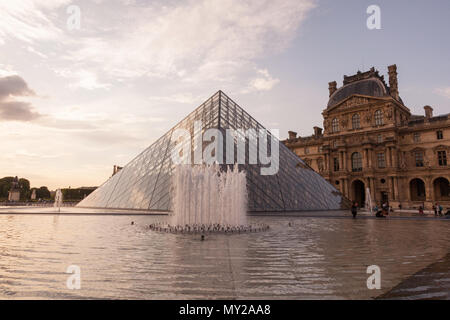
78 91 348 212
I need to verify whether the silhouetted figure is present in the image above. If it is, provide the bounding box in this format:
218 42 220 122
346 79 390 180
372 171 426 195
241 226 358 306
418 206 424 215
131 221 134 225
351 202 358 219
433 203 438 216
201 235 205 241
375 210 386 218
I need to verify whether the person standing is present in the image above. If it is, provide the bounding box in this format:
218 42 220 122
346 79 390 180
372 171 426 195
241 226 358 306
351 202 358 219
433 203 438 216
438 203 443 216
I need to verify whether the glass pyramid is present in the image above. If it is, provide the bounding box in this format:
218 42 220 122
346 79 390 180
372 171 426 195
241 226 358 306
78 91 348 212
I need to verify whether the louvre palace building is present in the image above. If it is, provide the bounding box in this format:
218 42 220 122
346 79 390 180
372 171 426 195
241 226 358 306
283 64 449 209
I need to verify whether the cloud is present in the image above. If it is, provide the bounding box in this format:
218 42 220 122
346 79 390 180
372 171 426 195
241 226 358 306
54 68 111 90
0 0 70 43
242 69 280 93
0 101 41 121
62 0 316 85
0 0 316 90
0 75 42 121
434 87 450 99
0 75 35 99
148 93 203 105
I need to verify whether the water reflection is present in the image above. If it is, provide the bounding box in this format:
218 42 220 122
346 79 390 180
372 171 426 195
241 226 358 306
0 214 448 299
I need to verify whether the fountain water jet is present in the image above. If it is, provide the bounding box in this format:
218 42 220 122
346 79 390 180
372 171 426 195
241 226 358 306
149 165 268 234
54 189 63 213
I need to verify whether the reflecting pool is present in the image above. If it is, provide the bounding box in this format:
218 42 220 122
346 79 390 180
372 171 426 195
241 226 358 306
0 212 448 299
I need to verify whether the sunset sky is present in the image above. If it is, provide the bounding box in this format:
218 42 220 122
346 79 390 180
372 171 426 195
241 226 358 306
0 0 449 190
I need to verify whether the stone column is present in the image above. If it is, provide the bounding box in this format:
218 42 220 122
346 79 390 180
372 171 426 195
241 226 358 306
425 177 433 202
404 177 411 201
392 148 398 168
364 149 369 168
343 151 347 171
387 147 392 167
428 177 435 203
393 177 399 200
388 177 394 200
368 149 373 168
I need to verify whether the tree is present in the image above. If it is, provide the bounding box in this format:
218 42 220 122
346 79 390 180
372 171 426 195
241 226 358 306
36 186 51 199
19 178 31 200
0 177 14 199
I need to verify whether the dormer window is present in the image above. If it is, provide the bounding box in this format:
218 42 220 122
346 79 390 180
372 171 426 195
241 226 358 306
331 118 339 133
352 114 360 129
374 110 384 126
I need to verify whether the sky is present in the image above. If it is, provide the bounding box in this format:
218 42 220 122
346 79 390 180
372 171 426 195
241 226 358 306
0 0 449 190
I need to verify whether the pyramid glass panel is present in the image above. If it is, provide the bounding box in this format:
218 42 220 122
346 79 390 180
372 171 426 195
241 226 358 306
78 91 349 211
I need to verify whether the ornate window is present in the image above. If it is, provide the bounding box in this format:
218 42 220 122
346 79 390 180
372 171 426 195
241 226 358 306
438 151 447 166
377 153 386 168
304 147 309 154
331 118 339 133
374 110 384 126
377 134 383 143
413 133 420 143
333 157 339 171
437 130 443 140
351 152 363 172
415 151 424 167
352 114 360 129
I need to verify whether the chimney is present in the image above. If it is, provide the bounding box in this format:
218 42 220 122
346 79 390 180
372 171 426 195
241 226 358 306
313 126 323 137
288 131 297 140
328 81 337 97
424 105 433 119
388 64 399 100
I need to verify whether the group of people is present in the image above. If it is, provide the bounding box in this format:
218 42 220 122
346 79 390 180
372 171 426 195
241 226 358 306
432 203 450 216
350 201 391 218
351 201 450 218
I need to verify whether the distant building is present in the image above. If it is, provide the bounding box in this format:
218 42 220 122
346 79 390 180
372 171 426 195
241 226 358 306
283 65 449 209
8 176 20 202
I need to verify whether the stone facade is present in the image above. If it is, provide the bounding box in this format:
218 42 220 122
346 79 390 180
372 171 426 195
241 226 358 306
283 65 450 209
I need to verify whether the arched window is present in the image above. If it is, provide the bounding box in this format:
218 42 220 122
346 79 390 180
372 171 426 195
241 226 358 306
351 152 363 172
374 110 384 126
352 114 360 129
331 118 339 133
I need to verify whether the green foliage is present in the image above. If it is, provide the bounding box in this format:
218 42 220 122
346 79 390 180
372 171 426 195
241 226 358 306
0 177 14 199
1 176 50 201
18 178 31 200
61 188 96 201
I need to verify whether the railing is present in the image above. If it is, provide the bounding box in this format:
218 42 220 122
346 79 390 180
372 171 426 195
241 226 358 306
0 201 80 207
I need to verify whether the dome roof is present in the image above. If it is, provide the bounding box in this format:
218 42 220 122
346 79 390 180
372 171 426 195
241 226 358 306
327 77 389 108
